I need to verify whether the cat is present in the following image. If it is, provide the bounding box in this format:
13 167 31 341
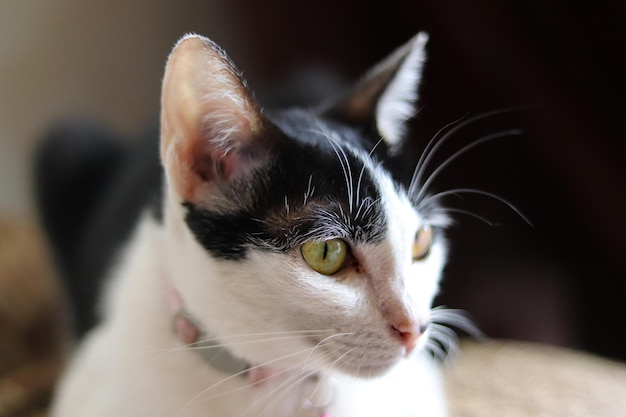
46 32 455 417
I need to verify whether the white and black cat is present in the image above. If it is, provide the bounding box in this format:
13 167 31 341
43 32 456 417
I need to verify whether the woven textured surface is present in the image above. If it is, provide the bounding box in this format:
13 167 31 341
445 340 626 417
0 215 68 417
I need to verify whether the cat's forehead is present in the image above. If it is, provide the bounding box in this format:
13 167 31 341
242 125 391 245
269 108 379 156
183 110 422 260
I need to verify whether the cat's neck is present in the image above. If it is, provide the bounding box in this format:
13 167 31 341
162 274 336 410
163 279 335 416
162 276 250 376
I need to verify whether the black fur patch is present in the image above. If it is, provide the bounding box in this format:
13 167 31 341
183 110 390 260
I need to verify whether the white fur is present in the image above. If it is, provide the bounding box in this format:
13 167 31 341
376 33 428 151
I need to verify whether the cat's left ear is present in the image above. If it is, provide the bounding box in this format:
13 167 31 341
323 33 428 154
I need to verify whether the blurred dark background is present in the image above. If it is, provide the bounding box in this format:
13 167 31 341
3 0 624 361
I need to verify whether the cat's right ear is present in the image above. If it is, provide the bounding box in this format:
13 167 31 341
322 33 428 155
160 34 268 204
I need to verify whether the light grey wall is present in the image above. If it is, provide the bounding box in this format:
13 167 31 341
0 0 243 217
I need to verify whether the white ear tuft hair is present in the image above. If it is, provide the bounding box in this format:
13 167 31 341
376 33 428 150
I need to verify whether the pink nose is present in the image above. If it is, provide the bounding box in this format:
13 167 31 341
392 321 428 354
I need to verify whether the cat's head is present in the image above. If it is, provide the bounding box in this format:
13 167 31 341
159 33 448 377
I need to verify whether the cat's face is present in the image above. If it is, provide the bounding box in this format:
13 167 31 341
159 34 447 377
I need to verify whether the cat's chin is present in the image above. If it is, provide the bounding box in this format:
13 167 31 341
317 352 405 379
323 359 401 380
347 362 399 379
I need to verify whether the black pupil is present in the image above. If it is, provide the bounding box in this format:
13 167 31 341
322 242 328 260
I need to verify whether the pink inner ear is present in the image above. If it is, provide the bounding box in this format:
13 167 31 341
190 141 217 182
220 151 246 180
191 141 250 183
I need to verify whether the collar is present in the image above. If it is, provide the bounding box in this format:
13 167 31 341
163 279 334 415
164 280 249 375
172 305 250 375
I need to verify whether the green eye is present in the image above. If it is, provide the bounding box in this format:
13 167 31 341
412 225 433 261
301 239 347 275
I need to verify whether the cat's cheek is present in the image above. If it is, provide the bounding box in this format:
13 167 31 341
404 244 446 314
276 255 364 327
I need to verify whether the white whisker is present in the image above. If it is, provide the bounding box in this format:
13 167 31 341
176 346 323 416
300 332 355 371
422 307 485 363
417 187 533 226
424 337 450 363
409 114 468 197
414 129 524 203
431 207 497 226
356 137 384 208
303 174 315 204
251 360 329 417
409 107 527 197
431 307 484 339
309 123 355 214
243 348 337 417
140 329 333 359
184 334 328 353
